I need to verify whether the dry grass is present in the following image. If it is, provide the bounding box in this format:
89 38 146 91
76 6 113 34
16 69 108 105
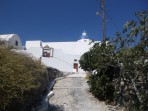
85 71 91 80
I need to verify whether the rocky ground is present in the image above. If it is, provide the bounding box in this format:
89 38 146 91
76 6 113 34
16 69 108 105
48 74 118 111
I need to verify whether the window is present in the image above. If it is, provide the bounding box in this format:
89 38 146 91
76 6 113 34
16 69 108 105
43 45 53 57
15 41 18 46
43 49 50 57
74 59 77 61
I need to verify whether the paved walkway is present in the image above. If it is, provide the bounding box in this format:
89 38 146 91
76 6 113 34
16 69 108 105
66 73 86 78
48 73 118 111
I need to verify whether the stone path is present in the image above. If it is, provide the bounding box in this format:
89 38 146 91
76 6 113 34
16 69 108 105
48 74 118 111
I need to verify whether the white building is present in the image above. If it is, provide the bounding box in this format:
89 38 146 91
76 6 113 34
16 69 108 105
0 31 100 73
0 34 23 49
25 31 100 73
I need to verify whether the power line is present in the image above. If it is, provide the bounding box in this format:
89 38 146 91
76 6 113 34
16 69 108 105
105 10 120 31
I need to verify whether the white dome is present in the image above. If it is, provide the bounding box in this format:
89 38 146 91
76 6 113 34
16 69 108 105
81 30 88 39
82 31 87 36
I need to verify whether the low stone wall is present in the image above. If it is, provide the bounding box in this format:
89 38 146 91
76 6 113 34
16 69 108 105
36 68 65 111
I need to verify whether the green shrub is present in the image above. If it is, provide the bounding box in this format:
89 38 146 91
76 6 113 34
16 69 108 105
47 67 63 81
80 43 118 102
114 11 148 110
0 47 48 111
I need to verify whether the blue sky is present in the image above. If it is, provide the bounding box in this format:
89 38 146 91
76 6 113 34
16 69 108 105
0 0 148 45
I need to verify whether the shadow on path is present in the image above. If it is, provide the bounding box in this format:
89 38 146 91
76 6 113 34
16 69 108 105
48 104 64 111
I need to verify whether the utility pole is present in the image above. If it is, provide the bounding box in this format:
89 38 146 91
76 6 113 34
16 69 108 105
101 0 106 42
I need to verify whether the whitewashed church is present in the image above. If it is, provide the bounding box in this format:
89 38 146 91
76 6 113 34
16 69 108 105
0 31 100 73
0 34 23 49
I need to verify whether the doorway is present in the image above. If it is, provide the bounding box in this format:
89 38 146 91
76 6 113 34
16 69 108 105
73 63 78 72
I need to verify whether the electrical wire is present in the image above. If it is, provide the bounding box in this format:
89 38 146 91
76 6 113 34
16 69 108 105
96 0 120 31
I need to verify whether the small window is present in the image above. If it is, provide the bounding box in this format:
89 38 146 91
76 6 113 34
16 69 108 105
43 52 50 57
84 40 87 42
40 42 42 47
74 59 77 61
15 41 18 46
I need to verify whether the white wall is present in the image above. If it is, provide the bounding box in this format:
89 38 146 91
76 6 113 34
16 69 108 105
42 39 98 55
26 47 43 59
42 48 84 72
25 41 42 49
9 34 23 49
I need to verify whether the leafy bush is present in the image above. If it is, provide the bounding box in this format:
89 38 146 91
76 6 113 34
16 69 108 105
114 11 148 110
80 43 119 102
0 46 48 111
47 67 63 80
